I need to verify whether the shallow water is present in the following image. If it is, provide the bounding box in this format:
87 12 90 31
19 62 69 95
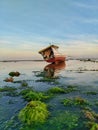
0 60 98 130
0 60 98 87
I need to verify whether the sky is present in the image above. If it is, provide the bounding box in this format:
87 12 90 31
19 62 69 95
0 0 98 60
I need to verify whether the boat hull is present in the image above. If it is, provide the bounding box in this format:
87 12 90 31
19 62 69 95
45 55 65 63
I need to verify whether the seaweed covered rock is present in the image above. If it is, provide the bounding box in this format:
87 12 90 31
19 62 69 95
4 77 14 82
18 101 49 125
9 71 20 77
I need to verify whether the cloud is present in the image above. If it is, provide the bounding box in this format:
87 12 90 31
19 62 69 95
0 32 98 60
73 1 98 10
60 40 98 58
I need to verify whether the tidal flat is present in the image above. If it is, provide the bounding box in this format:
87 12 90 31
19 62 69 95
0 60 98 130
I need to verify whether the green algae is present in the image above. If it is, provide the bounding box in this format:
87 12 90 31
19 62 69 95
74 97 90 106
86 91 97 95
0 86 17 92
4 116 20 130
47 87 65 94
64 85 78 93
86 122 98 130
19 88 32 95
90 123 98 130
21 81 28 87
0 86 18 97
5 91 19 97
95 101 98 106
36 77 60 84
48 111 79 130
22 91 49 101
18 101 50 125
20 89 51 101
47 85 78 95
62 97 90 107
19 111 79 130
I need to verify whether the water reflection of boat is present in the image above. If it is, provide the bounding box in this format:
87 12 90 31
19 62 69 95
44 62 66 78
39 45 65 63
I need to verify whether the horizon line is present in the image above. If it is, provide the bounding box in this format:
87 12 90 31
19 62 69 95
0 57 98 62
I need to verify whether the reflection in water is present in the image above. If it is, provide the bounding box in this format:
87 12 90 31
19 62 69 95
44 62 66 78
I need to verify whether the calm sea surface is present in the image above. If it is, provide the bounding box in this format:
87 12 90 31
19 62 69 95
0 60 98 130
0 60 98 88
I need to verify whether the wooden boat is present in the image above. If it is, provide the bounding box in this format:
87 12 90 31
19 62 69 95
38 45 65 63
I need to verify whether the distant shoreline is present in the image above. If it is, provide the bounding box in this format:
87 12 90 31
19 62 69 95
0 58 98 62
0 60 44 62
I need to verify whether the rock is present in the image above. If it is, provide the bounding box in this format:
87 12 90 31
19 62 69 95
4 77 14 82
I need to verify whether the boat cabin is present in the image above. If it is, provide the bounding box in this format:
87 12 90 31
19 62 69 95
39 45 59 60
38 45 65 63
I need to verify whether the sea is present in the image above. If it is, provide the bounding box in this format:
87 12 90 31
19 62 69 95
0 59 98 130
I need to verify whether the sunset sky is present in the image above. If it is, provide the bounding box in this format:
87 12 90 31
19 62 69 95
0 0 98 60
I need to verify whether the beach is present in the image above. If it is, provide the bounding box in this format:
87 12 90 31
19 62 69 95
0 59 98 130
